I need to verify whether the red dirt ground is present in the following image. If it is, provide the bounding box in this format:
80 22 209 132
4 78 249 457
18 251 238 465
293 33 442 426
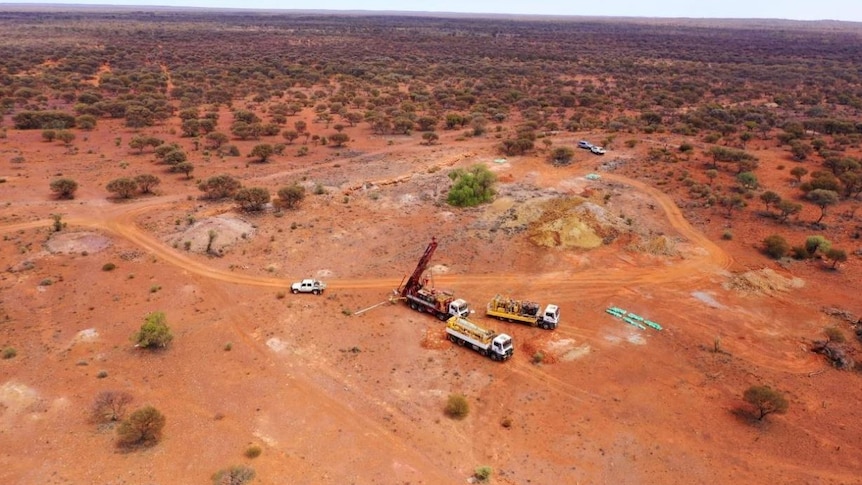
1 108 861 484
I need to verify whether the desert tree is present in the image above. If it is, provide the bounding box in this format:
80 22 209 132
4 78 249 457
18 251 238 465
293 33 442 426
50 178 79 199
235 187 271 212
132 311 173 349
134 174 161 194
776 200 802 223
743 386 788 421
91 390 133 423
705 169 718 186
824 248 847 269
806 189 839 224
249 144 274 162
789 166 808 183
205 132 229 150
277 184 306 210
281 129 299 144
198 174 241 200
116 406 165 449
329 132 350 147
422 132 439 145
759 190 781 212
172 162 195 179
106 177 139 199
719 195 747 218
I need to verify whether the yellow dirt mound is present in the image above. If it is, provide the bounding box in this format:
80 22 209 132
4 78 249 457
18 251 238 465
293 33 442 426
528 198 604 249
725 268 805 295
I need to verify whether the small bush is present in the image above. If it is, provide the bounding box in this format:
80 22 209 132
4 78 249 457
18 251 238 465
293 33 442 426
96 370 108 379
223 342 233 351
132 311 173 349
91 390 133 423
212 466 255 485
474 466 493 482
721 230 733 240
102 262 117 271
244 445 262 458
532 351 545 364
762 235 789 259
2 347 17 359
116 405 165 449
444 393 470 420
743 385 788 421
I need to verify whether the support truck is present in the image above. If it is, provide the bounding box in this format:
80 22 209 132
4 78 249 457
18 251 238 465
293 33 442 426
486 295 560 330
396 238 471 320
446 316 513 361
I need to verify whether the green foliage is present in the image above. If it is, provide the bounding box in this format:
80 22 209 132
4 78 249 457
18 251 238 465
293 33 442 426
277 184 306 209
244 445 262 459
234 187 271 212
102 262 117 271
762 235 789 259
805 189 839 223
743 385 788 421
824 247 848 268
736 171 758 190
249 143 274 162
549 146 575 166
804 235 832 257
446 164 496 207
474 466 493 482
12 110 76 129
2 347 17 359
116 406 165 449
212 466 255 485
444 393 470 420
328 132 350 147
759 190 781 211
106 177 138 199
199 174 242 200
132 311 173 349
50 178 79 199
134 174 161 194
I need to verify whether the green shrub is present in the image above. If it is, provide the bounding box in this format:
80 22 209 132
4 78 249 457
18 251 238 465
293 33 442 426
474 466 493 482
244 445 262 458
762 235 789 259
116 406 165 449
446 164 496 207
132 312 173 349
2 347 17 359
721 230 733 240
444 393 470 420
102 262 117 271
743 385 788 421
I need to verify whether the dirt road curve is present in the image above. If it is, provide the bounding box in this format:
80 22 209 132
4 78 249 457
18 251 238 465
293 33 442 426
0 172 732 294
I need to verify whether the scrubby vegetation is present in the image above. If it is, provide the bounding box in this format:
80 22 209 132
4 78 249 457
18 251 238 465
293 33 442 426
444 393 470 420
132 311 174 349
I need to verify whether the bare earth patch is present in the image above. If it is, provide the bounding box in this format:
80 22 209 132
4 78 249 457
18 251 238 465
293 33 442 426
45 231 111 254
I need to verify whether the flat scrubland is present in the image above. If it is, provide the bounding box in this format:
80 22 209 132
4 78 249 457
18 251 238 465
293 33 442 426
0 8 861 484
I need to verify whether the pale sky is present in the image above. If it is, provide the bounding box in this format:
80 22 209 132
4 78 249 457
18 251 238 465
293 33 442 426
2 0 861 22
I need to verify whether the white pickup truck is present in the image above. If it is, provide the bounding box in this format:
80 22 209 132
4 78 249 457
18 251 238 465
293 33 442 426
290 278 326 295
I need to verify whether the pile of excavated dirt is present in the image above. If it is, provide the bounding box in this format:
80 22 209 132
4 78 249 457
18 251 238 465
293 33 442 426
165 216 255 255
725 268 805 295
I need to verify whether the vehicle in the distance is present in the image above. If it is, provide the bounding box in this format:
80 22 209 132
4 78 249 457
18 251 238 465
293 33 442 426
578 140 593 149
291 278 327 295
590 145 606 155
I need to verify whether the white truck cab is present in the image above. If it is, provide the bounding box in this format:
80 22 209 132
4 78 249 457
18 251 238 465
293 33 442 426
448 298 471 317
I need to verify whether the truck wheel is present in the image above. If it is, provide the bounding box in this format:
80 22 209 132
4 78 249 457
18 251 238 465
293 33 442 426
291 288 299 294
313 289 320 295
409 302 417 310
437 313 446 321
448 334 457 343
